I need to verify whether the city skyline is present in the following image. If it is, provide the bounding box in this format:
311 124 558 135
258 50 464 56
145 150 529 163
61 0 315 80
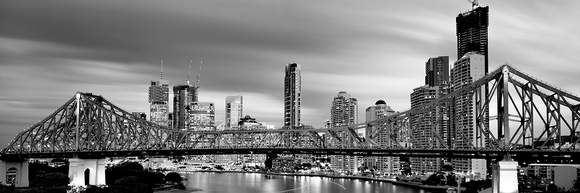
0 1 579 146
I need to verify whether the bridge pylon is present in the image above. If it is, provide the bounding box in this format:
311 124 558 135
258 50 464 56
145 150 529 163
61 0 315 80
0 160 29 187
68 158 106 186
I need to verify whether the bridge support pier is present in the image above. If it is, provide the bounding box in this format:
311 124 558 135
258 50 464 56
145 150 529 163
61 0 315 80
0 160 29 187
492 161 519 193
68 158 106 186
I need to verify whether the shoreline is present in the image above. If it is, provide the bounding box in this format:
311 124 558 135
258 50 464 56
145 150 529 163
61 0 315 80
176 170 462 192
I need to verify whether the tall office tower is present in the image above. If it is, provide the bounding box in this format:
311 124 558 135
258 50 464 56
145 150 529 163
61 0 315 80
450 52 487 179
225 95 243 130
284 63 301 129
456 5 489 74
425 56 451 145
149 80 170 127
410 86 443 174
173 84 197 130
188 102 215 131
364 100 398 174
330 91 358 173
425 56 450 87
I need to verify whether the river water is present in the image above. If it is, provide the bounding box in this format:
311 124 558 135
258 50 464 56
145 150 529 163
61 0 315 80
182 172 430 193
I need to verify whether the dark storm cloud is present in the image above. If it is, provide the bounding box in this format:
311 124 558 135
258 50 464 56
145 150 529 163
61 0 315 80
0 0 579 146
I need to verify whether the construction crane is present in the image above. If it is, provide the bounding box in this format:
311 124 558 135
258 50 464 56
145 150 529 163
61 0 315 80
196 61 202 88
467 0 479 9
186 60 203 88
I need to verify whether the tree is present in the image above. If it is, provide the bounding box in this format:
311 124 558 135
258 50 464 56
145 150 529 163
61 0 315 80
446 173 457 186
114 162 144 171
115 176 141 185
424 174 441 186
31 172 69 188
214 165 225 170
442 164 454 172
106 162 164 187
165 172 183 184
110 176 153 193
301 163 312 169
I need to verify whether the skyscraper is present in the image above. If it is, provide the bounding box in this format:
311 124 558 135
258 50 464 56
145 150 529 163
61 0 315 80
425 56 450 87
225 95 243 130
409 56 451 173
410 86 442 173
456 5 489 73
330 91 358 173
149 80 170 127
284 63 301 129
331 91 358 128
365 100 398 174
173 84 197 130
424 56 451 145
450 51 487 179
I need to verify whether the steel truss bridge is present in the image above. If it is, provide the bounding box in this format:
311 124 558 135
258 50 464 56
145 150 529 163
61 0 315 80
1 64 579 161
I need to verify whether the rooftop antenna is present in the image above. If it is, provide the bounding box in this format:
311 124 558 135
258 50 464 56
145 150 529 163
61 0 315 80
160 60 164 80
187 61 192 86
196 61 202 88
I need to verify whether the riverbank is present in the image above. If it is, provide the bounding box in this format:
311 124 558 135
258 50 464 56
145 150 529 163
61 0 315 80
180 170 461 192
263 172 462 192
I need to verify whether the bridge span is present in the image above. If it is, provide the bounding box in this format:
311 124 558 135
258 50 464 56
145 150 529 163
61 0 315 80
0 64 579 191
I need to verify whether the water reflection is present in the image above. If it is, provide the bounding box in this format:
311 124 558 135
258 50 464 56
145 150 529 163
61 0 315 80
182 172 430 193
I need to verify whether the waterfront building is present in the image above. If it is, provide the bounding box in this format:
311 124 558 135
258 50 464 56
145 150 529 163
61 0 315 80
186 101 215 163
173 84 197 130
407 56 451 174
149 80 170 127
410 86 443 174
522 164 580 191
237 115 271 165
284 63 301 129
364 100 398 174
330 91 359 173
450 52 487 179
456 5 489 74
225 95 243 130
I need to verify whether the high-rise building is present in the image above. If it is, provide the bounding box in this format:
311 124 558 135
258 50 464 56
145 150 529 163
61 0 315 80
149 80 170 127
284 63 301 129
225 95 243 130
425 56 450 87
450 51 487 179
456 5 489 74
173 84 197 130
330 91 359 173
364 100 398 174
408 56 452 174
331 91 358 128
188 102 215 131
410 86 443 174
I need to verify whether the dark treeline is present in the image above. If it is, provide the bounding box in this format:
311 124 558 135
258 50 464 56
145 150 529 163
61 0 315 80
0 160 184 193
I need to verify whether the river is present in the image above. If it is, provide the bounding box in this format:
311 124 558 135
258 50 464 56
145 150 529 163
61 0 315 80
181 172 432 193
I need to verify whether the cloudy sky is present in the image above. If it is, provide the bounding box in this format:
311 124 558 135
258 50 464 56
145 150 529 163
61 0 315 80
1 0 578 147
